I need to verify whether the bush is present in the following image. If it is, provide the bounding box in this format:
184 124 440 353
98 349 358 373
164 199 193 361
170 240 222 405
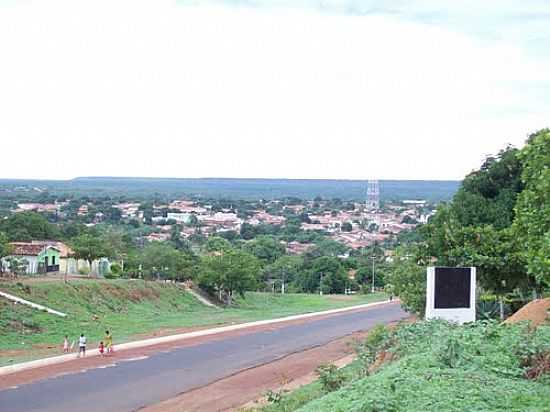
355 324 390 376
316 364 345 393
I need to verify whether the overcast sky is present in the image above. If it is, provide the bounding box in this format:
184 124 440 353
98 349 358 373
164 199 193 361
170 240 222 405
0 0 548 180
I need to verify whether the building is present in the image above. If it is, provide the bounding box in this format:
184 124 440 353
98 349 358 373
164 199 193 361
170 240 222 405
4 242 61 274
77 204 89 216
166 212 193 224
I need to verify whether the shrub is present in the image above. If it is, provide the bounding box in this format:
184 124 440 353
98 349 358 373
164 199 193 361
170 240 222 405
316 364 345 393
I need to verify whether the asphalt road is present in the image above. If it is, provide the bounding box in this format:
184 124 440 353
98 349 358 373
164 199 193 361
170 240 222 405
0 303 407 412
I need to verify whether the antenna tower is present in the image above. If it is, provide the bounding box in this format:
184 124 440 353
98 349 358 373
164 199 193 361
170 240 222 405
366 180 380 210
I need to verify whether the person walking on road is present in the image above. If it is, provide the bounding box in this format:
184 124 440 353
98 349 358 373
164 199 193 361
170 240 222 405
104 330 113 355
78 333 87 357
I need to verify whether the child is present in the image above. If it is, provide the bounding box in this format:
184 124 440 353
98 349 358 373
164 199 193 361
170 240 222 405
98 341 105 356
78 333 87 358
63 335 69 353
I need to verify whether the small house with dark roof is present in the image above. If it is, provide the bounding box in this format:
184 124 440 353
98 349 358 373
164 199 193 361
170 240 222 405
4 242 61 274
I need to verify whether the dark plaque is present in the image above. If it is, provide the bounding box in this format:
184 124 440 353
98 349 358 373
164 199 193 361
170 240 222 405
434 267 470 309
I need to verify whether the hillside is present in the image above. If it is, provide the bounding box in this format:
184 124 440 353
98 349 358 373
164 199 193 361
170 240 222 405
0 177 459 201
258 320 550 412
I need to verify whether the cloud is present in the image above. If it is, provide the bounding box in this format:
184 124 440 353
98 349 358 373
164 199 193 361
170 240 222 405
0 1 548 180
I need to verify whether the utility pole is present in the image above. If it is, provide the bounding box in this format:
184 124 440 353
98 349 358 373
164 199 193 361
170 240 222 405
281 269 286 295
319 272 324 296
371 255 376 293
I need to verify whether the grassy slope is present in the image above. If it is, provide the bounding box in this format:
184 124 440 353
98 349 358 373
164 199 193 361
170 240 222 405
257 320 550 412
0 280 386 365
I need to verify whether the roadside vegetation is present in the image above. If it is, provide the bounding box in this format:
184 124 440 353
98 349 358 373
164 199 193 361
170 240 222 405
254 319 550 412
386 129 550 317
0 279 386 366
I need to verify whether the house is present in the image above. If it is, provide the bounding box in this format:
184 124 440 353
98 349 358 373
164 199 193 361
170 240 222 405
3 240 108 276
77 205 89 216
285 241 314 255
4 242 61 274
166 212 192 224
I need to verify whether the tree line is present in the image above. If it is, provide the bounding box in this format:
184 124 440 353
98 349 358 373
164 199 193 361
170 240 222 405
386 129 549 315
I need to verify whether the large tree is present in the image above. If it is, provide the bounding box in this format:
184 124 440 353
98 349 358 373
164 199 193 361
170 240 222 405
513 129 550 287
137 242 196 281
70 234 109 276
199 249 260 304
421 144 535 296
297 256 348 294
242 235 286 264
262 255 304 293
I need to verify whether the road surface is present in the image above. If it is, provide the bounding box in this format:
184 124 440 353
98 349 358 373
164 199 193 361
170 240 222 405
0 302 407 412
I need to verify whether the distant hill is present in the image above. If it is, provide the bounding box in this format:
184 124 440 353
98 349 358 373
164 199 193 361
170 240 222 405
0 177 460 201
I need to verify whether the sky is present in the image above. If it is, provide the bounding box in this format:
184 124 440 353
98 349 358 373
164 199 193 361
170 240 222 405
0 0 548 181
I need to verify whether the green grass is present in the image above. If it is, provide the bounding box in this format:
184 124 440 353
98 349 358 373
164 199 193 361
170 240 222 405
0 279 386 366
256 320 550 412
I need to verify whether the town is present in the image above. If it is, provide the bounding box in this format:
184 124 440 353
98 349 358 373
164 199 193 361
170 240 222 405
1 180 435 282
0 1 548 411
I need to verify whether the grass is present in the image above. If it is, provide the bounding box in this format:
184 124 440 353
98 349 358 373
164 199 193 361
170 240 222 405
254 320 550 412
0 279 386 366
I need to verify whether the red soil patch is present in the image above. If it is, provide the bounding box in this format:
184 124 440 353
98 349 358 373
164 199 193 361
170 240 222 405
504 298 550 328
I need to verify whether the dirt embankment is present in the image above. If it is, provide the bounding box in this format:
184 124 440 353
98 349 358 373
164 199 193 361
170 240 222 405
504 298 550 328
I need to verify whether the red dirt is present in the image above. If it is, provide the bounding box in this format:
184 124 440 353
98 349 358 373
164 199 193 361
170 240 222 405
139 332 366 412
504 298 550 328
142 317 414 412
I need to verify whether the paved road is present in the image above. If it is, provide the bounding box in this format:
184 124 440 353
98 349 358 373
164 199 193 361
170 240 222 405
0 303 407 412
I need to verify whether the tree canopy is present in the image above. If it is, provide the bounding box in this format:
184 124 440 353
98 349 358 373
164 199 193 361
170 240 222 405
421 132 549 295
199 249 261 304
0 212 61 241
513 129 550 286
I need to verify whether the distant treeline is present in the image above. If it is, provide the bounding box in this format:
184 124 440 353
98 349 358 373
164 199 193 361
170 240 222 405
0 177 459 201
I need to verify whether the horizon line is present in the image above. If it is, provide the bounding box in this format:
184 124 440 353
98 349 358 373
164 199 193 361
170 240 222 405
0 176 462 183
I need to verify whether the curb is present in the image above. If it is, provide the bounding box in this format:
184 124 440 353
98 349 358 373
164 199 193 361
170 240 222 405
0 290 67 317
0 299 399 376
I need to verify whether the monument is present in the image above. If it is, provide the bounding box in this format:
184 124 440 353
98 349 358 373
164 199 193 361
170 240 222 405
425 266 476 324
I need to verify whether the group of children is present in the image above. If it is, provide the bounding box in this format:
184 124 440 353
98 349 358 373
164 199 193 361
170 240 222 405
63 330 114 357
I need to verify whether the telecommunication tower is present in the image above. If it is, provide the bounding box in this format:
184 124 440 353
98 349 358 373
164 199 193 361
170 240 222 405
366 180 380 210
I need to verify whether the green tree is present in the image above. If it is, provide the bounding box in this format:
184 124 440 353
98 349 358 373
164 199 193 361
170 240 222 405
0 232 13 274
242 235 286 264
513 129 550 287
203 236 233 254
199 249 260 304
306 238 347 259
170 224 190 251
240 222 256 240
71 234 109 276
421 143 536 296
100 227 131 261
138 242 196 281
262 255 304 293
384 247 426 315
298 256 348 294
0 212 61 241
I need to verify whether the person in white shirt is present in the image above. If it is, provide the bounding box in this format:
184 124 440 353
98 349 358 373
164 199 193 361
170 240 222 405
78 334 87 357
